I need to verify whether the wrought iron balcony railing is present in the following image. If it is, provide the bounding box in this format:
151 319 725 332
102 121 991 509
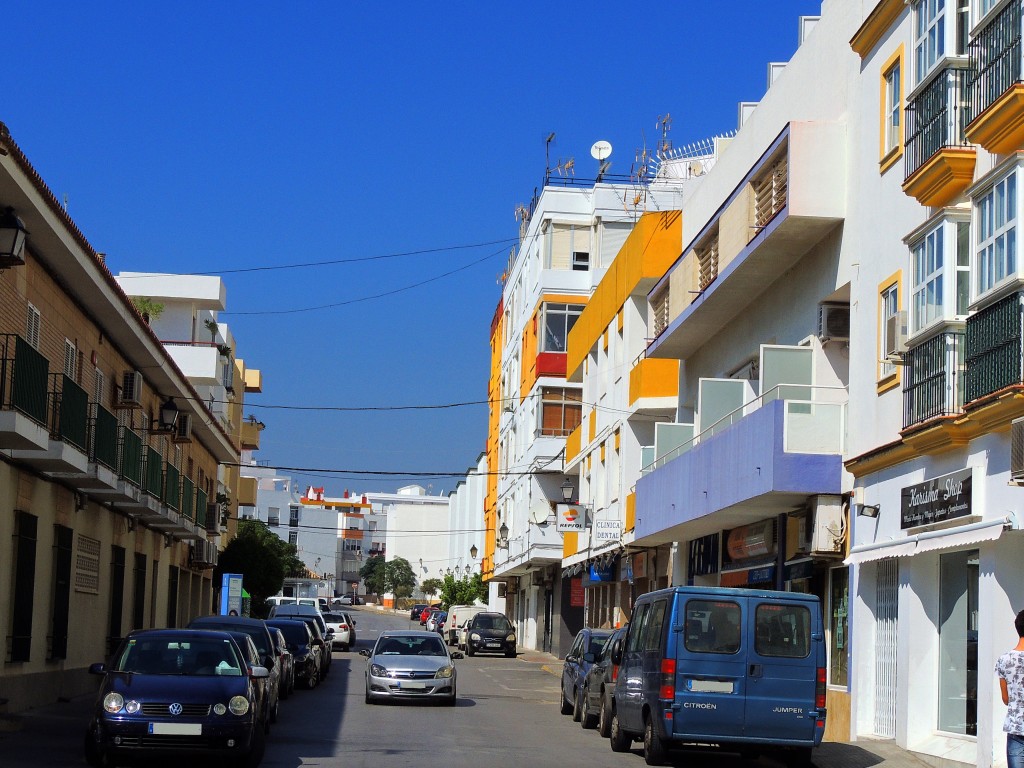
964 291 1024 402
905 67 972 179
118 427 144 487
967 0 1023 123
51 373 88 451
1 334 49 425
90 404 118 470
903 330 965 429
196 487 209 527
181 476 195 521
165 463 180 511
144 446 163 498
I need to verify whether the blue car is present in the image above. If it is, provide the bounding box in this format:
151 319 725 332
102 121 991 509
84 628 269 768
560 627 614 721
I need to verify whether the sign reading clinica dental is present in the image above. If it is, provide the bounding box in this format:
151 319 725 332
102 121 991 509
900 468 972 529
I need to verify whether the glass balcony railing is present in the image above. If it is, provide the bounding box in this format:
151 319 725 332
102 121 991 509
118 427 144 487
144 446 163 498
90 404 118 470
967 0 1023 123
905 67 972 179
181 476 195 521
964 291 1024 402
903 330 966 428
52 374 88 451
642 384 847 472
164 463 180 511
1 334 49 425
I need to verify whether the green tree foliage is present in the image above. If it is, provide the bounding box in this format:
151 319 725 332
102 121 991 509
384 557 416 600
439 573 487 608
420 578 443 599
360 555 387 597
215 520 298 616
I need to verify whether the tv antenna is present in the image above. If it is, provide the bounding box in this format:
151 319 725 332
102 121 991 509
544 132 556 180
591 140 612 181
657 114 673 156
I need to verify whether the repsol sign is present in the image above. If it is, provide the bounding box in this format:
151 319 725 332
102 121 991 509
900 468 972 529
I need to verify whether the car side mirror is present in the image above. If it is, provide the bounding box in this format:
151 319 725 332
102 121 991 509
583 652 596 663
358 649 371 657
611 647 622 665
89 662 107 675
250 665 270 679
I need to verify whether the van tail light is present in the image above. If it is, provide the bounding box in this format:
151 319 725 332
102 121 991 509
659 658 676 701
815 667 827 710
611 664 619 682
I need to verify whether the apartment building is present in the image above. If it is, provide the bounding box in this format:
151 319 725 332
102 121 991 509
0 124 236 711
448 452 487 581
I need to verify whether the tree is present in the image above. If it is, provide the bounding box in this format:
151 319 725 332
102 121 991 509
360 555 387 597
383 557 416 602
420 578 443 600
439 572 487 608
215 520 289 616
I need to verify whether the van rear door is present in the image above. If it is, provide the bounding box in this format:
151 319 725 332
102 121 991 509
671 597 746 740
742 599 818 744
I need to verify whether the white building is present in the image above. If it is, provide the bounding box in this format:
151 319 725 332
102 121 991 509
447 452 488 585
377 485 451 604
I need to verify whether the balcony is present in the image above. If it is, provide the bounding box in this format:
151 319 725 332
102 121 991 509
634 386 845 546
10 373 89 474
240 419 262 450
628 356 679 415
0 334 49 450
162 341 221 386
93 427 156 513
237 475 258 506
902 330 965 430
965 0 1024 154
964 291 1024 403
903 67 976 207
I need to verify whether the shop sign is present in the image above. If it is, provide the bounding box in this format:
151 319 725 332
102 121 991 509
586 560 616 583
900 468 972 530
720 564 775 588
556 503 588 532
633 552 648 580
570 577 584 607
622 558 633 584
726 520 775 560
594 520 622 542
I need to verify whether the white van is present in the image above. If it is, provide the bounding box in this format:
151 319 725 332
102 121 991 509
445 604 485 645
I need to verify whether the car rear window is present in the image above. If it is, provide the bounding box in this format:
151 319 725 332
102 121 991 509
269 621 309 645
588 635 611 655
684 600 741 654
754 604 811 658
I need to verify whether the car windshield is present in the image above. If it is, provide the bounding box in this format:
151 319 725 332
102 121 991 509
376 636 447 656
268 622 309 645
473 614 512 631
114 637 244 676
192 622 271 658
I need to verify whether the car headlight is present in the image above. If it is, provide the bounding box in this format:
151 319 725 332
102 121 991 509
228 696 250 716
213 703 227 715
506 634 516 643
369 663 389 677
124 700 141 714
434 665 454 679
103 693 124 713
470 633 480 641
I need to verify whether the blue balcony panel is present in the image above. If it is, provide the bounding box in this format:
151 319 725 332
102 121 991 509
633 399 843 546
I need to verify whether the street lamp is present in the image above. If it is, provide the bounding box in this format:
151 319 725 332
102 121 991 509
561 478 574 502
152 397 180 432
498 522 509 548
0 207 29 268
470 544 478 559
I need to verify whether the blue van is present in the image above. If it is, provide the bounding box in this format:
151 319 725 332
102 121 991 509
609 586 826 766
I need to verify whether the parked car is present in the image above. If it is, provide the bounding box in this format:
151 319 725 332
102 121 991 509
338 595 363 605
560 628 614 721
425 611 447 633
274 614 331 679
360 630 463 705
609 586 826 766
342 611 358 647
445 604 485 645
268 603 328 637
456 619 472 652
581 624 628 734
410 603 428 621
266 619 322 690
269 627 295 699
464 612 517 657
84 628 268 768
268 605 333 676
187 616 281 725
322 611 356 651
419 605 441 625
224 631 277 729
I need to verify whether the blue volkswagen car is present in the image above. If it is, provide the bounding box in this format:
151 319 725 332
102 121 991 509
84 628 269 768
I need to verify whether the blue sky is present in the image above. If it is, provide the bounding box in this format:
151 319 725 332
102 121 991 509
6 1 823 494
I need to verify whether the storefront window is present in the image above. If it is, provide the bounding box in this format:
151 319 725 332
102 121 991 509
937 549 979 735
829 567 849 687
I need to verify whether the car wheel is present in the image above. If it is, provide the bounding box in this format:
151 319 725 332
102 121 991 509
598 693 612 737
643 715 667 766
559 682 574 715
270 693 279 724
580 686 598 729
263 704 271 735
364 687 372 704
572 687 583 722
786 747 814 767
466 644 475 657
444 687 457 706
83 726 109 768
505 648 516 658
234 722 265 768
307 671 318 690
609 709 631 753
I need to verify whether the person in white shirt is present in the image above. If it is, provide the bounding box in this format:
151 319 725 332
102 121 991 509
996 609 1024 768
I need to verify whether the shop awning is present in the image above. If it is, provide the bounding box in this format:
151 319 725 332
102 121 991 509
845 516 1014 566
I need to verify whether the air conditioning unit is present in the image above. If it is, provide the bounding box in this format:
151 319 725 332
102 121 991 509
119 370 143 407
810 494 845 555
884 310 909 363
190 539 219 568
1012 417 1024 482
172 412 192 443
818 303 850 342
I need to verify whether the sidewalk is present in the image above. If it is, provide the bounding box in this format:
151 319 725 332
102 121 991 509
515 649 972 768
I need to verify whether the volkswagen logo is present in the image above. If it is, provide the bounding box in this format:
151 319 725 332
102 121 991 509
168 703 183 716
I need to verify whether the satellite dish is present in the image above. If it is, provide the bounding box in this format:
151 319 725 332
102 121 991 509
590 140 613 161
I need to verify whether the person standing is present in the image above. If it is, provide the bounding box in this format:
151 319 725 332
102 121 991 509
996 609 1024 768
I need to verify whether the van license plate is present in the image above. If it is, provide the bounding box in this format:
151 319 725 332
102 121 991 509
688 679 733 694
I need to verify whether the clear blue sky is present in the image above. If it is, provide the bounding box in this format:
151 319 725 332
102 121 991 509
6 1 823 494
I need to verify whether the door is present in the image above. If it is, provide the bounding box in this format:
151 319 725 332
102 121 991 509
743 599 818 743
672 597 746 740
616 601 650 732
874 558 898 738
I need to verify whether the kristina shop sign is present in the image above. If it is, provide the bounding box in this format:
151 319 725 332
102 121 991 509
900 468 972 529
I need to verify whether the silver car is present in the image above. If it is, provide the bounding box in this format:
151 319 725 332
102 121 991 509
360 630 462 705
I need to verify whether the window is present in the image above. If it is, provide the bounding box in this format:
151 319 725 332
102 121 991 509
626 603 649 653
755 604 811 658
641 600 667 651
288 531 298 546
829 568 849 686
572 251 590 271
25 303 41 350
911 219 970 333
883 59 902 156
540 303 584 353
914 0 946 83
685 600 742 654
93 369 106 410
267 506 280 527
63 340 77 380
289 505 300 528
937 549 978 735
539 387 582 437
880 282 900 378
976 170 1017 297
697 235 719 290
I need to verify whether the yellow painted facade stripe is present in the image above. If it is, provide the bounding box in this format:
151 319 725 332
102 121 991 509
629 357 679 404
563 531 579 558
625 492 636 532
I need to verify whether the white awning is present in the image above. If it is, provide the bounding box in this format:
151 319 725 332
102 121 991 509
845 516 1014 566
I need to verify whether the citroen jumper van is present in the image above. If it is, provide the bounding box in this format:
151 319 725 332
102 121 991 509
609 586 825 766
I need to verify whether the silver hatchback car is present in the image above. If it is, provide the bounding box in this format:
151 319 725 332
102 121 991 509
360 630 463 705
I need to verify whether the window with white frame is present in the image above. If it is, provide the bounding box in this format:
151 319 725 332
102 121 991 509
25 303 41 350
911 219 971 333
975 170 1017 297
540 303 584 353
880 283 899 378
914 0 946 84
63 340 77 380
884 60 902 155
